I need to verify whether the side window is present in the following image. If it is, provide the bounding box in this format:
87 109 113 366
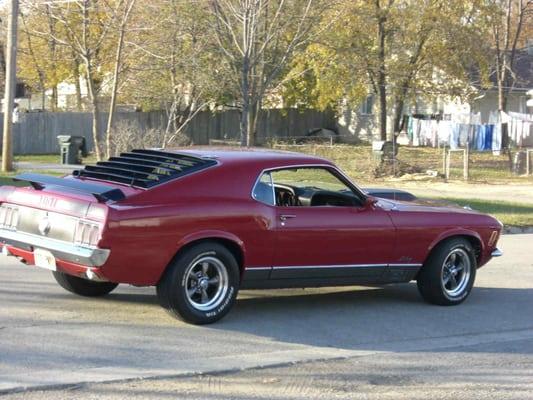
270 167 363 207
252 172 275 206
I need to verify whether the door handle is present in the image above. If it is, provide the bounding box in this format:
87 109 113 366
279 214 296 221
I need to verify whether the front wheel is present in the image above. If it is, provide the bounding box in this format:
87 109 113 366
417 238 477 306
53 271 118 297
156 242 240 324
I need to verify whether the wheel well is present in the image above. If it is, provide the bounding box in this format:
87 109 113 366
167 237 244 277
428 234 482 265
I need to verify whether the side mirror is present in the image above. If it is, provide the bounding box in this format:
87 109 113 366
364 196 378 208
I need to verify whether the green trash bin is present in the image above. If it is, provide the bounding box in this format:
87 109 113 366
57 135 87 165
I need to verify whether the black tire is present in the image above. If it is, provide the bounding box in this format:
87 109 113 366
52 271 118 297
417 237 477 306
156 242 240 325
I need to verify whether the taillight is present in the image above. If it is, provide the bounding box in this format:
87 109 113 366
0 204 19 230
74 220 101 246
86 203 107 220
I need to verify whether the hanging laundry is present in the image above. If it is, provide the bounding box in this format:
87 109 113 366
484 125 494 151
450 123 461 150
492 124 502 153
407 116 414 143
405 113 507 152
458 124 470 148
508 111 533 147
437 120 453 146
474 125 484 150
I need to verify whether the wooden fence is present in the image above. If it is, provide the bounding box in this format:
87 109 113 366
0 108 336 155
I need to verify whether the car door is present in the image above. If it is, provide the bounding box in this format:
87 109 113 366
267 166 396 281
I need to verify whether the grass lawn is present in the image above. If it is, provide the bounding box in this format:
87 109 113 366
273 143 533 184
1 148 532 227
13 154 61 163
423 197 533 227
13 154 97 164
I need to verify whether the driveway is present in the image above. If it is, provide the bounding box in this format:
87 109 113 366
0 234 531 395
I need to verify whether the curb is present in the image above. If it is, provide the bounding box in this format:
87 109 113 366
503 226 533 234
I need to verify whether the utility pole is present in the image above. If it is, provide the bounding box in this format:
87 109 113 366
2 0 19 172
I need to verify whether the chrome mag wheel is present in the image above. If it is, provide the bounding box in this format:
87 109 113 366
184 256 229 312
441 248 471 297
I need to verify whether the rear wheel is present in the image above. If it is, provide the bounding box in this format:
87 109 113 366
156 242 239 324
417 238 476 305
52 271 118 297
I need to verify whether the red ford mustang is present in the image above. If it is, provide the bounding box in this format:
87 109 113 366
0 149 502 324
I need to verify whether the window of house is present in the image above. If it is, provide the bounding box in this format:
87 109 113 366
360 95 374 115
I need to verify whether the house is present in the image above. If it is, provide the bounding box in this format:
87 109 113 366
338 45 533 142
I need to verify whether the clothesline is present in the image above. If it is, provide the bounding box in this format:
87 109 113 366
406 111 533 151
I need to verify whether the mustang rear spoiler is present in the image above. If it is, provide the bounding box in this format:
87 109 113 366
13 173 126 202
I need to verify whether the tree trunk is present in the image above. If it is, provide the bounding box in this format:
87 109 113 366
46 5 58 111
249 99 261 146
246 100 259 147
241 56 251 146
105 0 136 158
392 98 405 136
73 55 83 111
498 67 510 151
105 21 127 158
377 16 387 141
51 87 58 111
85 64 102 161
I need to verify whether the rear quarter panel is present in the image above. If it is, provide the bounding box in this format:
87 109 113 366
98 163 275 285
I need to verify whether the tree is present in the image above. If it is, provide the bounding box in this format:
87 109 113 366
485 0 532 112
283 0 488 141
33 0 128 161
209 0 324 146
120 0 227 149
104 0 136 159
18 3 72 111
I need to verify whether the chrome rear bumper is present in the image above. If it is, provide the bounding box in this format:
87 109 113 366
0 228 110 267
491 248 503 257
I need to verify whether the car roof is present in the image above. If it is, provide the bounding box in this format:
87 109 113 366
165 147 333 168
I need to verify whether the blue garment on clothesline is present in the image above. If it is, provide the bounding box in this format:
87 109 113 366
484 124 494 150
475 125 485 150
450 124 460 149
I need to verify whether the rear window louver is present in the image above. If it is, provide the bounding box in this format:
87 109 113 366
73 149 217 188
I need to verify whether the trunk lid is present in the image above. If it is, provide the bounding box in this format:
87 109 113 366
0 174 142 248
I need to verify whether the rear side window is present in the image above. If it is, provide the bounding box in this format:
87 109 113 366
252 172 275 206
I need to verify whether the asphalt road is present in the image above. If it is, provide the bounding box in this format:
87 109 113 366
0 234 532 397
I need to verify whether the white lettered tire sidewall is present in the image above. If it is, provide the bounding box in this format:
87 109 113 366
417 237 477 306
158 242 240 324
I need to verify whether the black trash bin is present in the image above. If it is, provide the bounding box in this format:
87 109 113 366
57 135 87 165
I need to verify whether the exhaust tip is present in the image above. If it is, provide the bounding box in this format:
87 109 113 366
86 269 96 280
1 245 12 257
